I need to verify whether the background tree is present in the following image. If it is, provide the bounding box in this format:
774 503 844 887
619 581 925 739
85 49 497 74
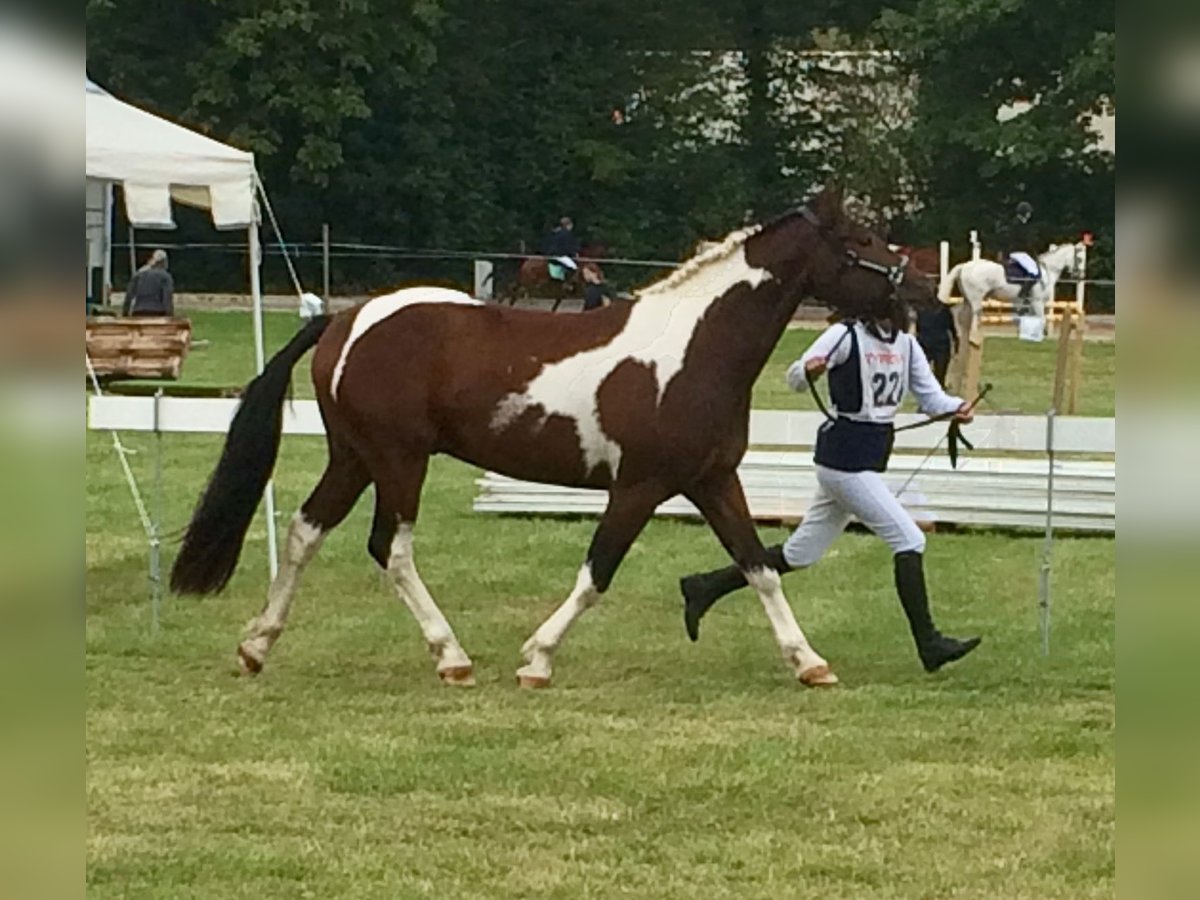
878 0 1115 277
86 0 1113 294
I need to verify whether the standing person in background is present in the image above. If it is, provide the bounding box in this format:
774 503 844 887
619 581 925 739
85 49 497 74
915 300 959 386
122 249 175 317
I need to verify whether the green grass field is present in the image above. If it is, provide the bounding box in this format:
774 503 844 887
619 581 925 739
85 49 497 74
87 311 1114 898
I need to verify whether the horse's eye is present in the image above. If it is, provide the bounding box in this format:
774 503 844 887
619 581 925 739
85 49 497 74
857 236 872 247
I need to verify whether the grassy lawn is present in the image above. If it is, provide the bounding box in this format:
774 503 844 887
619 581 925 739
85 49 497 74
86 310 1115 898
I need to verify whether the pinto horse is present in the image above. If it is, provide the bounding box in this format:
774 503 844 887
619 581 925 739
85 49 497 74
170 187 932 688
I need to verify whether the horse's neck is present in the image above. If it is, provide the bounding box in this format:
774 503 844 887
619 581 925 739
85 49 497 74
684 278 800 385
1039 248 1071 280
630 279 795 400
640 228 808 393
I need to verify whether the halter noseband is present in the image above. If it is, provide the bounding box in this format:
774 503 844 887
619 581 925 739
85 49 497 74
844 248 909 287
796 205 910 288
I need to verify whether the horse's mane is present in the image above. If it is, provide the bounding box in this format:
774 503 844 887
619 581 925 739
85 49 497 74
637 225 762 298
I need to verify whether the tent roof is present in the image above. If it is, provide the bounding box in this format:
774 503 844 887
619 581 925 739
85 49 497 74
85 79 256 229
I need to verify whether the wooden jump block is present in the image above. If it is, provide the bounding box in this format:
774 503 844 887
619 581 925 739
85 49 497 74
85 317 193 381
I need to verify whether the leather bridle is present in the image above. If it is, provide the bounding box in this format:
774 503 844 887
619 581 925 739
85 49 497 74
796 205 911 289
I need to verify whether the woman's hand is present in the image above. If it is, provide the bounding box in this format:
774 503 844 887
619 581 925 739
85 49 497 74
804 357 828 378
953 402 974 424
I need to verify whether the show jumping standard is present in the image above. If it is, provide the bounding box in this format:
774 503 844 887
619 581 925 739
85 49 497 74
937 242 1084 322
170 187 932 688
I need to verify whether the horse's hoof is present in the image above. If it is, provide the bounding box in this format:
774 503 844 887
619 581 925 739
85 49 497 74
798 664 839 687
516 670 551 689
236 644 263 676
438 665 476 687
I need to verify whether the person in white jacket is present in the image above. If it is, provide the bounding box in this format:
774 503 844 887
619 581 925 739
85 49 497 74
681 295 982 673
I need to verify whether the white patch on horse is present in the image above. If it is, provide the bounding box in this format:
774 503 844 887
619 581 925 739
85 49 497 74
331 286 481 399
490 237 770 475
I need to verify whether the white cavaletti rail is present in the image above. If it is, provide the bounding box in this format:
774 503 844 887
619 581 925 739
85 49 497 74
475 410 1115 533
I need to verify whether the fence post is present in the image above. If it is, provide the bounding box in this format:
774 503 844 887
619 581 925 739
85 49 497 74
947 302 982 398
1053 304 1075 412
1075 240 1088 318
939 240 950 280
474 259 494 301
322 222 331 300
1039 408 1056 656
1067 314 1085 415
969 229 981 261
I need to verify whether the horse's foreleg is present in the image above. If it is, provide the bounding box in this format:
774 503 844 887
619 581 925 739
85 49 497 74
687 473 837 686
239 450 370 675
517 480 667 688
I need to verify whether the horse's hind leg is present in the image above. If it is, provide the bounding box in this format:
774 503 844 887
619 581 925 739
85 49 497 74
238 446 370 675
687 472 837 687
517 480 667 688
368 454 475 686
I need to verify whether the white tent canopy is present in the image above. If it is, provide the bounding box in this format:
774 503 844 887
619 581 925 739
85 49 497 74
85 79 255 229
84 77 280 577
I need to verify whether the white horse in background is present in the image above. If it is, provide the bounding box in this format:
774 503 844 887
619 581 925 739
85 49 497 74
937 242 1084 321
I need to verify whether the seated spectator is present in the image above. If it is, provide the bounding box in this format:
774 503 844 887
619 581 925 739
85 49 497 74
123 249 175 317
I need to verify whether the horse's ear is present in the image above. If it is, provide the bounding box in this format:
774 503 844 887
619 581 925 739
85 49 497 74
811 184 845 226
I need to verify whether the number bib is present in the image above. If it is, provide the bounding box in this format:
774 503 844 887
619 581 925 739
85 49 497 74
865 348 906 414
824 321 911 426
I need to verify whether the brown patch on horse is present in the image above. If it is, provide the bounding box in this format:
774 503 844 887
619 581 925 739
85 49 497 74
319 301 636 487
594 358 661 480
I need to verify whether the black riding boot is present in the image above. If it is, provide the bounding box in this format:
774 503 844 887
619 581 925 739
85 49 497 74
681 545 791 642
894 550 981 672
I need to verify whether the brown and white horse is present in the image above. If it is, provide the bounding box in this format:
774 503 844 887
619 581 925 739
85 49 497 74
170 187 932 688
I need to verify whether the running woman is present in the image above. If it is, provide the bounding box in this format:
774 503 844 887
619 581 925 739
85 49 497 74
680 293 982 673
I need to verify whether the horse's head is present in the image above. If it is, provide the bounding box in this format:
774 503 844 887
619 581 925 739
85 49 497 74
750 185 937 316
1041 241 1086 278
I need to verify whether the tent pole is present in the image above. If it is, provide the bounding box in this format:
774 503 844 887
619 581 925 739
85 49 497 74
249 215 280 579
103 183 114 307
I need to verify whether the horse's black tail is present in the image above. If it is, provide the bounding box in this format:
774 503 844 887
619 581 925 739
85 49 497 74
170 315 332 595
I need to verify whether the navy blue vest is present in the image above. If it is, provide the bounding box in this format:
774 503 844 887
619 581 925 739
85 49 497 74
813 323 896 472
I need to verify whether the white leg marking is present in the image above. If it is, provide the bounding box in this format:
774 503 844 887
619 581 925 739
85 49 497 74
386 523 474 683
517 564 599 686
745 567 838 686
240 513 325 671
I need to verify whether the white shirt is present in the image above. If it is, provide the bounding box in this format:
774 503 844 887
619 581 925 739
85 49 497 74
787 321 963 424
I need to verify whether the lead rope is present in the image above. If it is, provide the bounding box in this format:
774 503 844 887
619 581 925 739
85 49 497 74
803 323 854 422
892 383 996 499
